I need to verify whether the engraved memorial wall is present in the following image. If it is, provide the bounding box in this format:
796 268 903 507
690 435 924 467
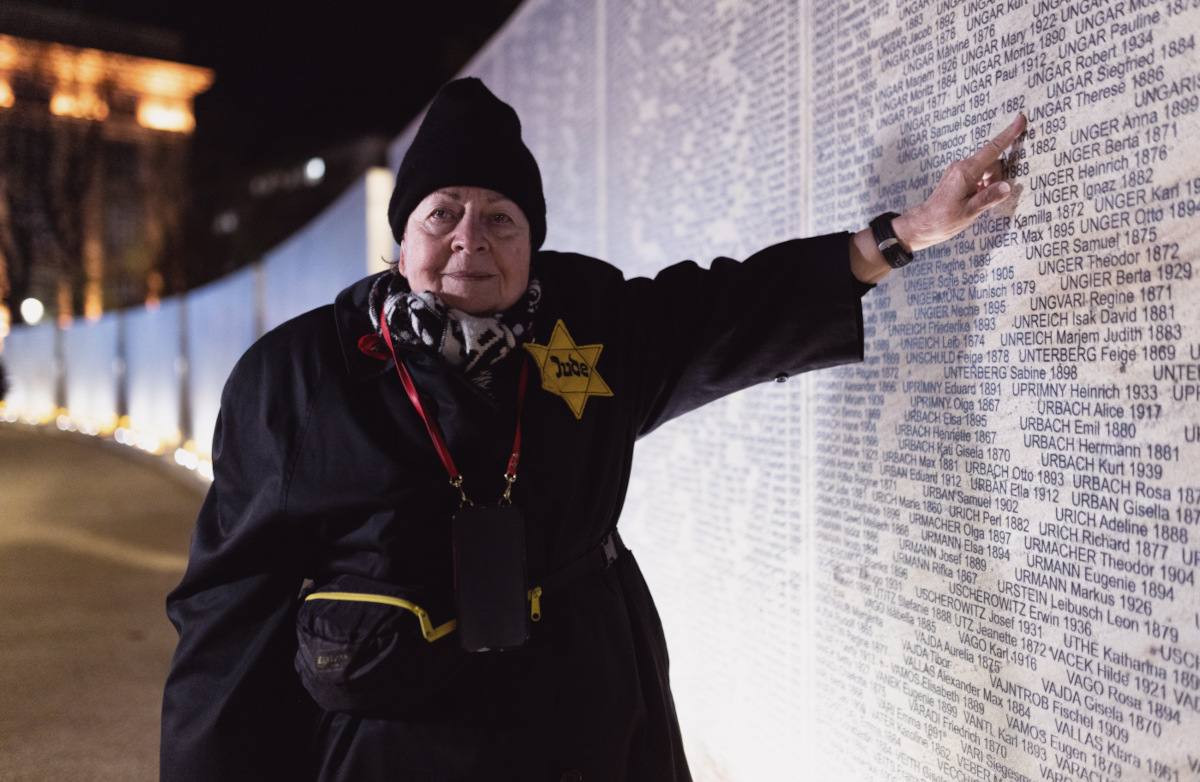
440 0 1200 778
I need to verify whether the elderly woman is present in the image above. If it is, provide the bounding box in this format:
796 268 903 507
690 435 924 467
161 79 1024 781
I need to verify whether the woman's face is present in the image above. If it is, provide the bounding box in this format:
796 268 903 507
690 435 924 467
398 186 532 315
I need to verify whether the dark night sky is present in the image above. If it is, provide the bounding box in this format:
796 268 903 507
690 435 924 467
17 0 521 170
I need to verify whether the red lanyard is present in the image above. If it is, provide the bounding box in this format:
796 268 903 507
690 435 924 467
379 315 529 506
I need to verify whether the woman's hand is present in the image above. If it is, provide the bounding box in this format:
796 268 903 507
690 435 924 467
896 113 1027 250
850 113 1027 284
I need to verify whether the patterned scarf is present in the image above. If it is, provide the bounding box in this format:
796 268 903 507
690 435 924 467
369 272 541 392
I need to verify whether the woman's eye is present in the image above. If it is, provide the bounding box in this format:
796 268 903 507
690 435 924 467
490 213 512 224
430 208 452 220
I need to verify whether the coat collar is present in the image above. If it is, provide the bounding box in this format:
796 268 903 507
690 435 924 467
333 271 394 381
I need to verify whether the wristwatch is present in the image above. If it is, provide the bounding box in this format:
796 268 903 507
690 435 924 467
869 212 913 269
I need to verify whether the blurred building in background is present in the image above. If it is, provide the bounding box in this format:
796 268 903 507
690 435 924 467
0 1 212 351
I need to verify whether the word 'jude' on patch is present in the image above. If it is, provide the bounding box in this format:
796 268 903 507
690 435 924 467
523 320 613 419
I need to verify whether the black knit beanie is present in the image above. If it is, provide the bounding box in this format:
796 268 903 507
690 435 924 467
388 78 546 250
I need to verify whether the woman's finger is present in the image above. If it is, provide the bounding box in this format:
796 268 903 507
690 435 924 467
963 114 1026 181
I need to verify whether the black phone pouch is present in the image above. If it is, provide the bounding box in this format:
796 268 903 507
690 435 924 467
452 504 530 652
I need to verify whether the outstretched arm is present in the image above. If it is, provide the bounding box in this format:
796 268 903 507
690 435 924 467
850 113 1028 284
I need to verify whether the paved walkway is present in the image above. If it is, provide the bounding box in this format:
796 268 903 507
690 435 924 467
0 425 203 782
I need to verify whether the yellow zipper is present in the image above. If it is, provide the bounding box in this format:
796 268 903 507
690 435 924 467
307 588 546 641
528 586 542 622
305 591 457 642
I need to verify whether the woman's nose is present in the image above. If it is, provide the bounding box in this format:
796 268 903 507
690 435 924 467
452 215 489 254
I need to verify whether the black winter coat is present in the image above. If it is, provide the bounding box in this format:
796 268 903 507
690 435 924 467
161 235 865 782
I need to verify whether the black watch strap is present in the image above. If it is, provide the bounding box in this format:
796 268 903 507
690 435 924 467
869 212 913 269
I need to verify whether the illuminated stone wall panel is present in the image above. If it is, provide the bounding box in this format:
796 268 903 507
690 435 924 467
806 0 1200 780
61 312 118 430
124 297 181 446
2 324 59 421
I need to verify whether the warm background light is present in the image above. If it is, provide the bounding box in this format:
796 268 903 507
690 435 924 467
0 38 19 71
49 90 110 120
137 98 194 132
0 33 212 133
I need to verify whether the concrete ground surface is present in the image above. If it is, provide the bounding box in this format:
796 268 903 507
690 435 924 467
0 425 203 782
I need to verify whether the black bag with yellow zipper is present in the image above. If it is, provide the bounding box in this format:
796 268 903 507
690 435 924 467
293 573 465 718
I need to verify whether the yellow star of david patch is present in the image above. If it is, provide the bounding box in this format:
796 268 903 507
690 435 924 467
523 320 613 419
